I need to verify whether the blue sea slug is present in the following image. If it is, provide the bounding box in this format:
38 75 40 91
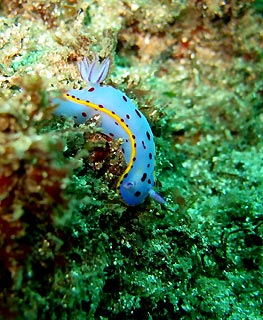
54 54 165 206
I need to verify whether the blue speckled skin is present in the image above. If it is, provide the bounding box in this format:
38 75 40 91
54 84 156 206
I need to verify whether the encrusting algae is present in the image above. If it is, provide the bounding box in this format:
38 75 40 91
0 0 263 319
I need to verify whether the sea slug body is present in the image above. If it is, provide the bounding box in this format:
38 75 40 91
54 54 165 206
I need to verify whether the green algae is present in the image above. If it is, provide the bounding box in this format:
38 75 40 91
0 0 263 319
10 50 45 72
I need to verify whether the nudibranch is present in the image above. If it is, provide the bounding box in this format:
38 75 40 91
54 54 165 206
